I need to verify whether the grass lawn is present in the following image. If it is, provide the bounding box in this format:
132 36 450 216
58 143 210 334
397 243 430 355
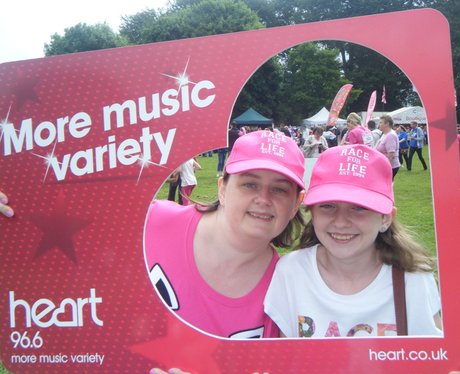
156 146 437 257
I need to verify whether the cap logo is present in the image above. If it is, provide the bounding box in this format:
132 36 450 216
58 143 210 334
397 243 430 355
260 131 287 158
338 147 370 178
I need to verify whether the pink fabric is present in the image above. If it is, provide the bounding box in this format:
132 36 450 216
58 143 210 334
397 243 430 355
375 130 401 169
180 185 195 206
347 126 366 144
225 130 305 189
144 200 280 338
305 145 394 214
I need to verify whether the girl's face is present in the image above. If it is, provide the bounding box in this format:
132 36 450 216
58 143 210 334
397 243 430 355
218 170 303 243
310 202 394 262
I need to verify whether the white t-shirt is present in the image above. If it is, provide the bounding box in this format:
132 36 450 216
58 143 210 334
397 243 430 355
264 245 442 338
180 159 197 187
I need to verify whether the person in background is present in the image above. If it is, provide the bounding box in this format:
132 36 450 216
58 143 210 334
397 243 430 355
342 113 373 147
407 121 428 171
302 127 328 158
302 127 329 190
228 123 240 155
396 125 409 167
216 147 228 177
376 114 400 180
367 120 382 147
179 158 202 206
167 168 183 205
323 124 339 148
264 144 442 338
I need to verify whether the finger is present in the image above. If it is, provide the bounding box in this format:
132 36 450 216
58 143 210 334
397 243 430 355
149 369 167 374
0 203 14 218
0 191 8 204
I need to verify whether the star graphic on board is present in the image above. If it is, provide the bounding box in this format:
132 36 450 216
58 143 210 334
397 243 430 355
28 191 91 263
0 69 40 112
427 119 457 150
130 313 221 373
161 57 197 97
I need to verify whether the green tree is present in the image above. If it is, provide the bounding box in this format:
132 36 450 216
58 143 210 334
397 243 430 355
44 23 125 56
139 0 262 43
278 43 353 125
119 9 159 45
233 58 284 123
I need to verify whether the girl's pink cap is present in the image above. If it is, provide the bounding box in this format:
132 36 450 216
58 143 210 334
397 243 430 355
225 130 305 189
305 144 394 214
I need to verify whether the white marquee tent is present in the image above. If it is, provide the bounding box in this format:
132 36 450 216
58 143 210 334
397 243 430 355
386 106 427 124
301 107 347 127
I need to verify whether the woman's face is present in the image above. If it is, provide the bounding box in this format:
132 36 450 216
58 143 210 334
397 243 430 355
218 170 303 243
310 202 394 262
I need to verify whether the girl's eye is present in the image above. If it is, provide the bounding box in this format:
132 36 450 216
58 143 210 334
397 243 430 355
352 205 368 212
319 203 335 209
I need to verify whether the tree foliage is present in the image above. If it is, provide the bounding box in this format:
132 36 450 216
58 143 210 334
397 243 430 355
278 43 353 124
138 0 262 43
44 23 125 56
43 0 460 123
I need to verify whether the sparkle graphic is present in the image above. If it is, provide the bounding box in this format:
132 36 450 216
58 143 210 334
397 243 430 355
161 57 197 96
32 140 61 183
136 154 167 185
0 104 14 143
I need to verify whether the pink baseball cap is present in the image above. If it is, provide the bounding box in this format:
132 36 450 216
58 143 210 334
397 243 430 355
225 130 305 189
304 144 394 214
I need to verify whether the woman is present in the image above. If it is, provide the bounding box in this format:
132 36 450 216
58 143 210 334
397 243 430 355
302 127 328 158
302 127 328 190
145 130 306 338
376 114 401 179
264 144 442 338
397 125 409 167
342 112 373 147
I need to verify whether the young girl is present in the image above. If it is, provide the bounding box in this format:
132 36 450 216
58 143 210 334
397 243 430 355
179 157 201 206
145 130 306 338
264 144 442 338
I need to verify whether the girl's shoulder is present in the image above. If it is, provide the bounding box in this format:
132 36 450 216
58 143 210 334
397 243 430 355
277 245 317 268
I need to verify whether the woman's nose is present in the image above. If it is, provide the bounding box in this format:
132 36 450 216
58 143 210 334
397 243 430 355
254 187 272 205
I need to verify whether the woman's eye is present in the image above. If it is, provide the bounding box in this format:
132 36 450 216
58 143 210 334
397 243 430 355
319 203 335 209
242 182 257 189
272 187 287 194
352 205 368 211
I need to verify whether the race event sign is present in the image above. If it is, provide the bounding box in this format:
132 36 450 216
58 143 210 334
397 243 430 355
1 8 459 373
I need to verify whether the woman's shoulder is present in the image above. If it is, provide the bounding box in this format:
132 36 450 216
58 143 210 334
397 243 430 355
148 200 197 221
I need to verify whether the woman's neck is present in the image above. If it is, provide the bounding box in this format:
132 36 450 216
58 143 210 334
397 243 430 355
193 210 274 297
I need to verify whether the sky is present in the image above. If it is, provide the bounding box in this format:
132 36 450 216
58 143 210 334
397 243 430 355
1 0 169 64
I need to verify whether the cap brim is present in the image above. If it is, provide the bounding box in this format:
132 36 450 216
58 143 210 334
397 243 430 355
226 159 305 189
304 183 393 214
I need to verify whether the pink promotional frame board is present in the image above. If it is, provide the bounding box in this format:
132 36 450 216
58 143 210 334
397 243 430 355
1 8 459 373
